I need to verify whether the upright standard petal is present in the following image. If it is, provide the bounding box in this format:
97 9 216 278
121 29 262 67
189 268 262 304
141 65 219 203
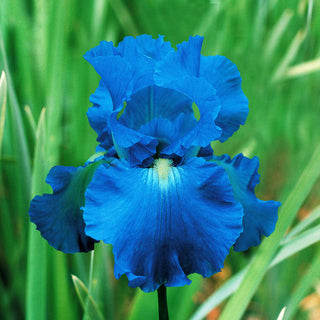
109 113 159 167
200 55 249 142
84 35 174 111
29 160 104 253
212 153 281 251
87 80 114 150
154 37 222 156
83 158 244 292
84 36 177 164
119 86 193 130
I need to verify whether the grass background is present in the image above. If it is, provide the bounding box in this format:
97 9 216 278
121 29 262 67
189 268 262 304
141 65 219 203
1 0 320 319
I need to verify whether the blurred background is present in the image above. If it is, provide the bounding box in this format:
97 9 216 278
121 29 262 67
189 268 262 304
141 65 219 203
0 0 320 319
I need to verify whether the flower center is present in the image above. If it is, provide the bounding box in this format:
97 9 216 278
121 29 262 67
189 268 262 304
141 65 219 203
153 158 173 181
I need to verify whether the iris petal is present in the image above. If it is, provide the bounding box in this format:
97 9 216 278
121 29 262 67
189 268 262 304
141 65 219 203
212 153 281 251
138 113 197 149
83 157 243 292
84 36 178 163
117 35 174 93
176 35 203 76
84 35 174 111
85 35 248 165
200 55 249 142
87 80 114 150
120 86 193 130
109 113 158 167
154 37 222 155
29 161 103 253
85 55 133 110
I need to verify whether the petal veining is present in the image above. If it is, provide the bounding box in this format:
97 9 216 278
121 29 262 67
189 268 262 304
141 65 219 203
120 86 193 130
83 157 244 292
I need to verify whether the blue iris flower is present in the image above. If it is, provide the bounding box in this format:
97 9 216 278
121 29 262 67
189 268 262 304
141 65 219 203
29 35 281 292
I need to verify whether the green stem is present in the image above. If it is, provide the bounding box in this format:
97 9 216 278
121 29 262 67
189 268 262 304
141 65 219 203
83 251 95 320
157 285 169 320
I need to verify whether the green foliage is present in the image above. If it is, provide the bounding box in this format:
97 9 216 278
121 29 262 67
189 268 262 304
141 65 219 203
1 0 320 319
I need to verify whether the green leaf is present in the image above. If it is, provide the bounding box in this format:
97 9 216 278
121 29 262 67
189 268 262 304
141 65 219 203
127 290 157 320
71 274 105 320
24 105 37 139
271 225 320 267
281 205 320 244
190 270 246 320
169 275 203 320
191 212 320 320
26 108 48 320
109 0 139 36
277 307 287 320
0 70 6 158
283 246 320 320
218 142 320 320
0 28 31 201
192 146 320 320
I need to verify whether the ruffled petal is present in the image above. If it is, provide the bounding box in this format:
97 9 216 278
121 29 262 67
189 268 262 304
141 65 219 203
212 153 281 251
28 160 104 253
84 35 174 110
85 54 133 110
83 157 243 292
176 35 203 76
109 113 158 167
84 36 179 164
116 35 174 93
120 86 193 130
138 113 197 149
111 87 196 165
154 37 222 155
200 55 249 142
87 80 114 150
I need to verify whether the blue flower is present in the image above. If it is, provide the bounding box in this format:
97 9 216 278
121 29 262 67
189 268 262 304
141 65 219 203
29 35 281 292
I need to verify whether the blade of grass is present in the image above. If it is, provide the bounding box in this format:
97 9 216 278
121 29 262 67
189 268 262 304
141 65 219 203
0 71 7 158
92 0 109 38
284 57 320 78
218 142 320 320
33 0 50 87
264 9 294 60
252 0 268 48
71 274 105 320
26 108 49 320
283 245 320 320
306 0 314 32
0 28 31 199
191 219 320 320
50 250 79 320
83 251 95 320
277 307 287 320
90 243 115 320
281 205 320 244
190 270 246 320
44 3 79 318
127 290 157 320
24 105 37 139
270 224 320 267
271 28 307 82
169 275 203 320
109 0 139 36
46 0 71 165
8 2 36 107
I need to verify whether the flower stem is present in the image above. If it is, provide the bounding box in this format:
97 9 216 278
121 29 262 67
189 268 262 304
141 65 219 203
157 285 169 320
